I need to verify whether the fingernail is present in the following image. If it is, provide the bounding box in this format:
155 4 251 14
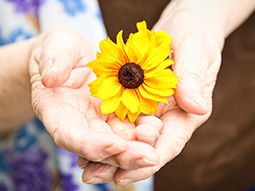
117 179 133 186
193 93 208 112
104 144 126 155
84 177 104 184
135 157 157 167
77 158 89 169
41 60 54 78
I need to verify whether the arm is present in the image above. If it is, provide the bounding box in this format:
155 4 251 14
0 39 36 131
155 0 255 49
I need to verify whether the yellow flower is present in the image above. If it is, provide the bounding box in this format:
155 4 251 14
87 21 178 122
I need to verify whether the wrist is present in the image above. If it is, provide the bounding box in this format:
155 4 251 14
181 0 255 44
0 37 37 131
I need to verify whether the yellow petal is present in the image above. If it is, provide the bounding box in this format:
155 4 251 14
87 59 120 77
115 103 128 121
144 69 178 89
125 46 142 64
141 98 158 114
137 20 148 31
139 85 168 104
155 30 172 47
145 59 174 77
126 91 144 121
91 66 118 78
97 76 122 99
116 30 129 63
143 83 174 97
99 38 125 64
88 75 109 97
96 51 122 66
101 91 122 114
121 88 139 113
126 27 156 64
127 111 141 122
141 45 170 70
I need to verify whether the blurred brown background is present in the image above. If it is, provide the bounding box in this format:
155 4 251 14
99 1 255 190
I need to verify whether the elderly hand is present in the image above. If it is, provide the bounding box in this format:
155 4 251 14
68 0 255 184
29 27 159 173
79 1 223 185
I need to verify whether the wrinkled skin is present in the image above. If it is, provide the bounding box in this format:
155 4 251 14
76 2 223 185
30 5 222 185
29 7 222 186
29 27 161 176
1 0 253 187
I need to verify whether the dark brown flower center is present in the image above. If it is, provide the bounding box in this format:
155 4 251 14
118 62 144 89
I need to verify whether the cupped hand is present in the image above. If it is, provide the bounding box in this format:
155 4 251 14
80 1 223 185
29 27 159 172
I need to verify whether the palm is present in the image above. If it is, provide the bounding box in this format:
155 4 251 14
80 7 223 184
29 28 160 182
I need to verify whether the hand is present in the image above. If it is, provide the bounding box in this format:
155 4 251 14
29 27 159 171
79 1 223 185
77 115 163 184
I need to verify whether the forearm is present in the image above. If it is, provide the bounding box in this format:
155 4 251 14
0 38 36 131
191 0 255 39
156 0 255 49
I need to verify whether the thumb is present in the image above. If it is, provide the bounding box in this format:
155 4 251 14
40 54 73 87
173 40 209 115
36 27 95 88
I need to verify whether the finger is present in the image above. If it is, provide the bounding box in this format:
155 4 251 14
90 115 159 169
77 157 90 169
136 115 163 133
115 109 199 184
36 101 128 162
134 116 162 146
77 115 120 184
76 114 120 184
33 27 95 88
173 37 210 115
114 167 156 186
107 116 135 140
81 162 118 184
77 157 118 184
61 64 91 89
102 141 159 170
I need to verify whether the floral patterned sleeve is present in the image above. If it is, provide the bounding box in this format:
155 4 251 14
0 0 153 191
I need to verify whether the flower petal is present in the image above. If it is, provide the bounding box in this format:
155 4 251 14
99 38 125 64
96 52 121 66
139 84 168 104
87 59 120 77
126 28 155 64
141 45 170 70
115 103 128 121
101 91 122 114
141 98 158 114
155 30 172 47
143 83 174 97
144 69 178 89
121 88 139 113
88 75 108 97
97 76 122 99
116 30 129 63
125 34 144 63
127 111 141 122
145 59 174 77
137 21 148 31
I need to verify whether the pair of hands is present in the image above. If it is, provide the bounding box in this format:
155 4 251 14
29 3 222 186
